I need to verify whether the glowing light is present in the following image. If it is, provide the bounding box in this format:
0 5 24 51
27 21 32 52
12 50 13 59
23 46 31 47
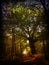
27 40 29 43
6 33 11 36
6 33 12 39
26 33 29 37
29 27 31 31
38 28 41 32
23 49 27 55
37 25 42 32
9 35 12 39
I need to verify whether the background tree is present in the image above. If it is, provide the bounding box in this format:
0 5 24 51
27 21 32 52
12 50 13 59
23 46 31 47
39 0 49 60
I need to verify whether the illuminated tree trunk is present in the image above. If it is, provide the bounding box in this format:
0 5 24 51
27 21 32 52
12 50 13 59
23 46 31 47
12 27 16 60
20 42 23 57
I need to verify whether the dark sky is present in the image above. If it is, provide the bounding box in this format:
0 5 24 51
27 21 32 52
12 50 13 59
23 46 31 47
2 0 49 10
2 0 26 3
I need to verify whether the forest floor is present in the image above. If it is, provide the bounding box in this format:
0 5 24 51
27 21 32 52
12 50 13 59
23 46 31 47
21 53 49 65
0 53 49 65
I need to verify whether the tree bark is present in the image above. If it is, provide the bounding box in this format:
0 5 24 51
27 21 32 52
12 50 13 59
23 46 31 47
0 2 5 59
43 9 49 60
28 37 37 54
12 28 16 60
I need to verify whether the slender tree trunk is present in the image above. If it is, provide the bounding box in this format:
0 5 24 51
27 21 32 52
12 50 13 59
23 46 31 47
0 2 5 59
42 40 46 56
12 27 15 60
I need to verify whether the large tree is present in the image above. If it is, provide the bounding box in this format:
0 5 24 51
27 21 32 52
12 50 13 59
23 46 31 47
3 3 45 54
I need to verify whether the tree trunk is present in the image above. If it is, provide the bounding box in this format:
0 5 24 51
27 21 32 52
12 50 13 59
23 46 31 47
29 41 35 54
12 28 16 60
0 2 5 59
44 9 49 60
28 37 36 54
44 40 49 60
42 40 46 56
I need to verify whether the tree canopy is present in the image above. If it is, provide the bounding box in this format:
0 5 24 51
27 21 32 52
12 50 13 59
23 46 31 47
4 3 45 39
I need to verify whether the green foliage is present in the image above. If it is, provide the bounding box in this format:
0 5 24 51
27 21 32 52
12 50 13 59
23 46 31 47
3 3 46 55
5 4 45 39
